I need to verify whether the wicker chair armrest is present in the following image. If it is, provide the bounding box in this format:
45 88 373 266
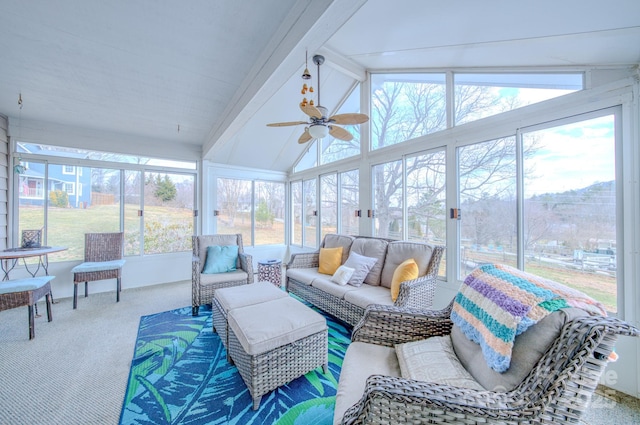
394 274 437 309
341 374 521 425
287 252 319 269
238 253 254 283
351 301 454 347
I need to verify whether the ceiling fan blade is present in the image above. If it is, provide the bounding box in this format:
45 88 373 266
329 125 353 141
329 113 369 125
266 120 308 127
300 104 323 119
298 129 312 144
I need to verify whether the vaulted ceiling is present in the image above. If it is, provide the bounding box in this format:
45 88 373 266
1 0 639 172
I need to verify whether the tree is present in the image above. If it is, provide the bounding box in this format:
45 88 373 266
255 201 274 228
154 175 177 202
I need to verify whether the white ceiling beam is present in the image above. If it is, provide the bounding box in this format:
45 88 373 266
317 46 367 81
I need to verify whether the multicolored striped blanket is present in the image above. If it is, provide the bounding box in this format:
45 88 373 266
450 263 607 372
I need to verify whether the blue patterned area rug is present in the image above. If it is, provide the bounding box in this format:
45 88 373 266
119 302 351 425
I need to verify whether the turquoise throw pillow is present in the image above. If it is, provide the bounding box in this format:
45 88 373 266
202 245 238 274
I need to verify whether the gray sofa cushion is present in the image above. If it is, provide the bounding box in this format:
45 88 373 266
451 307 587 391
350 237 389 286
333 342 400 425
380 241 434 288
343 284 394 309
287 267 324 286
311 276 359 298
322 234 355 265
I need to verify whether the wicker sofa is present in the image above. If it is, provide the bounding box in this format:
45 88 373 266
333 266 639 425
286 234 444 326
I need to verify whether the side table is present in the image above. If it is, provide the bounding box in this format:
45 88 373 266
257 259 282 287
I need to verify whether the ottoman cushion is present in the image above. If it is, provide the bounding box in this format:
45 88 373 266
214 281 287 313
228 297 327 355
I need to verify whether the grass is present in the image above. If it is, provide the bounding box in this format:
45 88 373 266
19 207 617 312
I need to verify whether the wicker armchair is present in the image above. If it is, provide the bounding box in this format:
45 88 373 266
71 232 125 309
191 234 254 316
336 302 639 424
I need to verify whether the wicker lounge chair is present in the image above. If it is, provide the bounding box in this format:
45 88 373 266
71 232 125 309
335 301 639 424
191 234 254 316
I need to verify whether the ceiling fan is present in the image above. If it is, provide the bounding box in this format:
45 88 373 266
267 54 369 144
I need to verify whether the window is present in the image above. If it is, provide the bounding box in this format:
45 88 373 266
64 183 75 195
340 170 359 236
254 181 285 245
15 143 197 261
456 112 618 313
522 114 617 312
372 160 403 239
216 178 252 244
291 180 302 245
407 150 447 276
320 174 337 239
144 172 194 254
321 86 361 164
458 138 518 277
303 179 317 248
294 141 318 173
371 73 446 150
454 73 583 126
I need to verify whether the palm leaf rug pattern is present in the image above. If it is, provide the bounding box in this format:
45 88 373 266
119 303 351 425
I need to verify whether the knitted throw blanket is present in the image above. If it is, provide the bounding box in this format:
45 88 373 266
450 263 607 372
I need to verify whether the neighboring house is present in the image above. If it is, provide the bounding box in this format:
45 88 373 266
17 144 92 208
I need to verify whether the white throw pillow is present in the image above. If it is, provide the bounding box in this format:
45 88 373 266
343 251 378 287
330 265 355 286
395 336 484 390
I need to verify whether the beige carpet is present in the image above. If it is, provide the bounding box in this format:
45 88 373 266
0 280 190 424
1 279 638 424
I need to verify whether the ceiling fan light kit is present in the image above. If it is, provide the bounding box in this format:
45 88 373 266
308 124 329 139
267 53 369 144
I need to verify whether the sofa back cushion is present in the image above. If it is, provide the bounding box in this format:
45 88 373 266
380 241 434 288
451 307 587 391
350 237 389 286
322 234 355 265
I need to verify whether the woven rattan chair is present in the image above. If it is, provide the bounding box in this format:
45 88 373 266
337 302 639 424
71 232 125 309
0 276 54 339
191 234 254 316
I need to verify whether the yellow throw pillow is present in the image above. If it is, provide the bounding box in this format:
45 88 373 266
391 258 419 302
318 247 343 275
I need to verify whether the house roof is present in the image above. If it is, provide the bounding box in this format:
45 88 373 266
1 0 639 172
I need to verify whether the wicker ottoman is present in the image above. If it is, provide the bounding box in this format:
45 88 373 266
212 282 288 361
227 296 328 410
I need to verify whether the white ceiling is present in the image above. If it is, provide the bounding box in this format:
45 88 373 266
1 0 639 171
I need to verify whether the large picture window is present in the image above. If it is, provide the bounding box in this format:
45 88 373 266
15 143 197 261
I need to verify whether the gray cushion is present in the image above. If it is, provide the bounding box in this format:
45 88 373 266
311 276 359 299
333 342 400 425
380 241 434 288
214 281 287 313
451 307 588 391
350 237 388 286
342 284 394 309
71 259 125 273
396 335 484 390
322 234 355 265
343 251 378 287
286 267 324 286
199 269 248 286
0 276 54 294
228 297 326 355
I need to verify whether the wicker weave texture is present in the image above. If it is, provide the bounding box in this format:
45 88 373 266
0 281 53 339
285 239 444 327
339 304 639 425
191 234 254 315
73 232 124 309
229 328 328 410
